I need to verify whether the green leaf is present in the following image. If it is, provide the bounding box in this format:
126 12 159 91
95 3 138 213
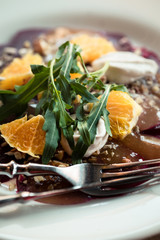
55 41 69 59
111 84 128 93
76 104 85 121
90 62 109 79
56 75 71 104
42 109 59 164
70 80 97 103
72 84 111 164
87 84 111 142
103 108 112 136
31 64 48 74
49 59 74 129
62 125 75 150
57 42 79 103
35 90 49 115
60 42 76 80
78 121 91 146
0 40 124 165
71 136 88 164
0 70 49 122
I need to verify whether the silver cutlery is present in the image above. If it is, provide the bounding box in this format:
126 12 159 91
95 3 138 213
0 159 160 206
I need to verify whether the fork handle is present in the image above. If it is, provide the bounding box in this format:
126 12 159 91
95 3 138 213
0 186 81 207
0 160 59 178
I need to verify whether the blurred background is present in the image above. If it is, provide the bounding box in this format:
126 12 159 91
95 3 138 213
0 0 160 52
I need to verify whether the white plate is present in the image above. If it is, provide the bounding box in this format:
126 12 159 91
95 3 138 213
0 0 160 239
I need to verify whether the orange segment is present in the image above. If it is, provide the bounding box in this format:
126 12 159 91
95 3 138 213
107 91 143 139
0 53 43 90
87 91 143 139
0 115 27 143
71 34 116 63
70 73 82 79
31 117 46 155
0 115 46 157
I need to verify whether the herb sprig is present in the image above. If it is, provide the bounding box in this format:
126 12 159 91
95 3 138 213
0 41 126 164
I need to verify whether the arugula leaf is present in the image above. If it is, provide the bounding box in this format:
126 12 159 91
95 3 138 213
78 121 91 146
0 69 49 122
42 109 59 164
31 64 48 74
72 85 111 164
102 108 112 136
50 58 74 126
62 125 74 150
87 84 111 142
70 80 97 103
111 84 128 93
76 104 85 121
0 39 128 165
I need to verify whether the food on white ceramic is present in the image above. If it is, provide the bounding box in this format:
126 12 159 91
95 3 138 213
0 27 159 200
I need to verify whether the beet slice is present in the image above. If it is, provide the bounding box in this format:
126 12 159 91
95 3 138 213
141 124 160 138
137 94 160 132
122 132 160 160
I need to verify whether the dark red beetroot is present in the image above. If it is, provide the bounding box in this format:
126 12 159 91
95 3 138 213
0 28 49 53
16 174 93 205
140 47 160 71
122 132 160 160
137 95 160 132
141 124 160 139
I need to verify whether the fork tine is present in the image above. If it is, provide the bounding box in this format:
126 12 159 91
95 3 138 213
83 174 160 197
101 164 160 179
99 158 160 170
95 177 160 197
101 165 160 179
101 173 160 187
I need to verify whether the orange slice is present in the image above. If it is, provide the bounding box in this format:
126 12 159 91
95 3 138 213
70 73 82 79
71 34 116 63
107 91 143 139
87 91 143 139
0 115 46 157
0 53 43 90
0 115 27 143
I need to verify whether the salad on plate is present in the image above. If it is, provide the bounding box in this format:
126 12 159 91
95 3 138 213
0 27 159 202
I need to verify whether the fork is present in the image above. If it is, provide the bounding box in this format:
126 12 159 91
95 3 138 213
0 159 160 206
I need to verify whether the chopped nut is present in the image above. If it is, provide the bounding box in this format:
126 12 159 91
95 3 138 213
28 114 34 119
23 180 28 184
50 160 69 167
3 47 18 55
55 150 64 161
34 176 45 183
1 141 7 147
18 48 32 56
92 150 100 156
47 184 54 190
135 96 143 104
111 151 115 157
122 158 132 163
5 151 14 156
0 100 3 107
90 156 97 160
141 84 149 94
101 150 108 155
23 41 31 48
152 84 159 94
9 182 16 191
14 151 26 160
